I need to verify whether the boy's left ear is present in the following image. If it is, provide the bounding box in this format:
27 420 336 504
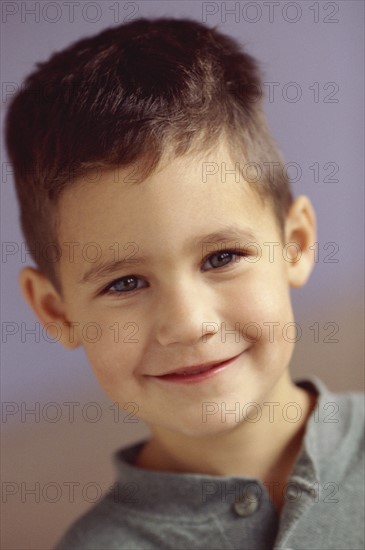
284 195 317 288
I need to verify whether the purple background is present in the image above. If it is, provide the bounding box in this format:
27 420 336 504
1 1 364 548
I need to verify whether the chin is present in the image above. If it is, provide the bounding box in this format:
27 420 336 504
167 415 245 439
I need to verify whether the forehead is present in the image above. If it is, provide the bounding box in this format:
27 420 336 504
57 143 276 258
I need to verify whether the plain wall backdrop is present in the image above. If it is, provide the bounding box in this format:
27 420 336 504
1 1 364 549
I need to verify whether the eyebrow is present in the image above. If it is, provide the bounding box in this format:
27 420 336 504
78 225 257 285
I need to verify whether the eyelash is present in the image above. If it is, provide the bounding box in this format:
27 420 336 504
101 248 248 297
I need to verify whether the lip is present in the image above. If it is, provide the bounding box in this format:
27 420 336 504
147 352 244 384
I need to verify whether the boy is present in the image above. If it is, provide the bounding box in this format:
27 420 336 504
5 17 364 550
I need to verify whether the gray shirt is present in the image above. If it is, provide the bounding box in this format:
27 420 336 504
54 376 364 549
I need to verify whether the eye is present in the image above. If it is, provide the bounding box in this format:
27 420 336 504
201 248 247 271
103 275 147 296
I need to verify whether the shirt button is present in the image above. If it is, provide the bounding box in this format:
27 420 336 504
232 491 260 517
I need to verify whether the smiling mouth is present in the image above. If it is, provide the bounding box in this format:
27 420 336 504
148 352 245 383
157 353 243 377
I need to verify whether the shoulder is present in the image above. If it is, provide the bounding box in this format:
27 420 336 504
332 388 364 463
298 376 364 474
53 489 117 550
289 379 364 548
325 386 364 440
53 484 152 550
299 375 364 438
312 380 364 481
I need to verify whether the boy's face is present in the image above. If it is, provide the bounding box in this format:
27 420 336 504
55 140 308 436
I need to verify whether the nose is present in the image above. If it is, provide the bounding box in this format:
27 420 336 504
153 279 218 346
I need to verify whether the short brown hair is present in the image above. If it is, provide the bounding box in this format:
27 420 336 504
5 17 293 294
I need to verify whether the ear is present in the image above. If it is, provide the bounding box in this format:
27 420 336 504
284 195 317 288
18 267 81 349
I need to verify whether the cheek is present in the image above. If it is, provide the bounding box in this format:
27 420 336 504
223 274 294 347
225 274 292 321
81 329 143 402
